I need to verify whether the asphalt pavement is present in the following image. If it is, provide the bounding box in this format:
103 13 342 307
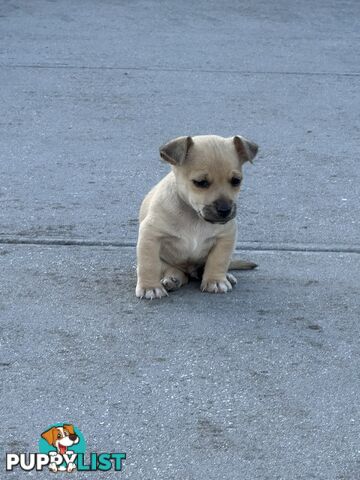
0 1 359 479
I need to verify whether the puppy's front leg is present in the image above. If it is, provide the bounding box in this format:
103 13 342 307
136 225 168 299
201 232 237 294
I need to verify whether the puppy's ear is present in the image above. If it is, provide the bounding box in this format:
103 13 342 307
159 136 193 165
233 135 258 164
41 427 56 446
63 424 75 435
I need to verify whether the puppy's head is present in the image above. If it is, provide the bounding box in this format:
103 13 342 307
41 424 79 454
160 134 258 224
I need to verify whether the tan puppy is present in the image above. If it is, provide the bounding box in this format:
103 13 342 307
136 134 258 299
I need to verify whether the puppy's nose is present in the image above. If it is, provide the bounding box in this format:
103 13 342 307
69 434 77 442
215 199 232 218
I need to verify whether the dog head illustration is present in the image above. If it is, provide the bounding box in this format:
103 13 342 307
41 424 79 455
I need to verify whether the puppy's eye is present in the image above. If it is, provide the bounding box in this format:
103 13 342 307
193 179 210 189
230 177 241 187
57 433 62 438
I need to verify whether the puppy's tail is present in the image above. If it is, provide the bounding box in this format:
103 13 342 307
229 258 258 270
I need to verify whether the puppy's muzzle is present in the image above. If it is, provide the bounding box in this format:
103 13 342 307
201 200 236 224
215 200 232 218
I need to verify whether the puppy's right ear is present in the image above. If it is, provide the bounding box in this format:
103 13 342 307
233 135 258 164
159 136 193 165
41 427 56 446
63 424 75 435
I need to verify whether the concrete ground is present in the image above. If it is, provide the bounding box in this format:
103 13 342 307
0 1 359 478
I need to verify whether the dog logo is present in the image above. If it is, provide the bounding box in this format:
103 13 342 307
6 422 125 473
40 423 83 472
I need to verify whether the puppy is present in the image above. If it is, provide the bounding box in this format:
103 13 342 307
41 424 79 472
136 134 258 299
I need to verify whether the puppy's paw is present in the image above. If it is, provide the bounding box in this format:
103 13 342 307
49 463 58 473
201 276 234 293
226 272 237 285
136 284 168 299
67 462 76 473
161 276 181 291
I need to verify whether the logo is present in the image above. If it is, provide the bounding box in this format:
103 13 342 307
6 423 126 473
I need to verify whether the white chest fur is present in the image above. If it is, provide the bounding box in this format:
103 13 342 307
160 219 224 268
182 222 215 256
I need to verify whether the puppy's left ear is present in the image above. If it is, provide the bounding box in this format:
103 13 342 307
233 135 258 164
159 136 193 165
63 424 75 435
41 427 56 446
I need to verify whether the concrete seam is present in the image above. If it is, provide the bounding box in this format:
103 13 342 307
0 238 359 254
1 63 359 77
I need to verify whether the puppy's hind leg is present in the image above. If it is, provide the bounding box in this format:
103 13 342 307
161 264 189 292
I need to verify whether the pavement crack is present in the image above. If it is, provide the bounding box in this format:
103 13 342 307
0 237 359 254
1 63 359 77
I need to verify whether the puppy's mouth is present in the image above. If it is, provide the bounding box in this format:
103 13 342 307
201 215 231 225
59 444 67 455
198 206 236 224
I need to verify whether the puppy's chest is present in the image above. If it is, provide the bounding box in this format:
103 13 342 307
181 231 214 258
162 224 216 264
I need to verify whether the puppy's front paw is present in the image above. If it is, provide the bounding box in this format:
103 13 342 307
67 462 76 472
49 463 58 473
201 273 236 294
161 276 181 291
136 283 168 299
226 273 237 285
